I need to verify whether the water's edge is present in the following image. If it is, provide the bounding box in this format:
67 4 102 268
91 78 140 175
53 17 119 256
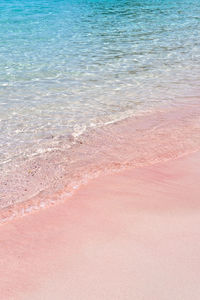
1 100 200 224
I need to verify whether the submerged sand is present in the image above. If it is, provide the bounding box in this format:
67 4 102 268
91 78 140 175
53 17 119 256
1 151 200 299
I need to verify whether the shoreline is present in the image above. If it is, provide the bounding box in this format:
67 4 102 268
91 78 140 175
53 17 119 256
1 100 200 223
1 151 200 299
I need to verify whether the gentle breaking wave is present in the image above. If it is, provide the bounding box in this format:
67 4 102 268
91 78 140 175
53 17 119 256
1 100 200 223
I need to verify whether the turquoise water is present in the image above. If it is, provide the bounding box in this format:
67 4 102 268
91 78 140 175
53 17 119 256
1 0 200 215
1 0 200 164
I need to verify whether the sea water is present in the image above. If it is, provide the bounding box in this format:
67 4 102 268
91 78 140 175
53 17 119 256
1 0 200 218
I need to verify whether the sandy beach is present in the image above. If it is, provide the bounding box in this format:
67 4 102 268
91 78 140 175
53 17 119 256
1 151 200 300
1 1 200 299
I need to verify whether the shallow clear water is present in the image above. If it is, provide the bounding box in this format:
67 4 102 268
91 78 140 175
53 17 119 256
1 0 200 164
1 0 200 218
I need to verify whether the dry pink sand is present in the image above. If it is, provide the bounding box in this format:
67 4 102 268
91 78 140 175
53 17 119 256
1 151 200 300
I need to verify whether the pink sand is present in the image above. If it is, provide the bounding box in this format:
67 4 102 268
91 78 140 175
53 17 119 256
1 151 200 299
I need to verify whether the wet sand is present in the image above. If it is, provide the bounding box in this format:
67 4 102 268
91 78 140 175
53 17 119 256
1 151 200 299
